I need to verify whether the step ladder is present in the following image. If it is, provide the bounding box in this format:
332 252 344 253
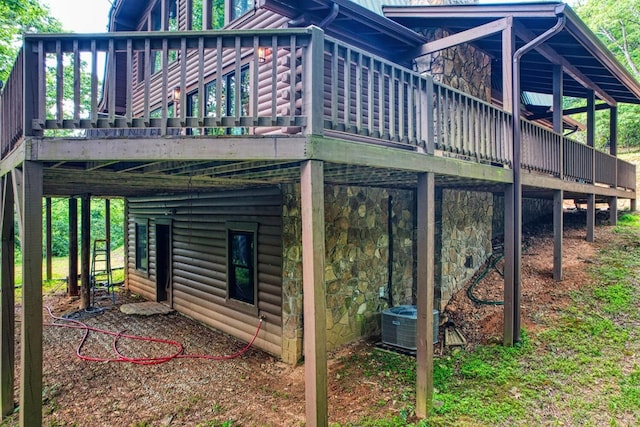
91 239 114 305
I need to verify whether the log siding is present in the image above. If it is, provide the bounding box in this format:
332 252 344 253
126 186 283 356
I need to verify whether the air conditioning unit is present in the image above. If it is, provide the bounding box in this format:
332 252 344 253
381 305 439 350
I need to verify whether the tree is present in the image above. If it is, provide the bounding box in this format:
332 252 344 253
0 0 62 82
574 0 640 149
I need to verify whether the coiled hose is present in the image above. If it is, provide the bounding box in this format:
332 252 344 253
466 241 530 306
44 307 263 364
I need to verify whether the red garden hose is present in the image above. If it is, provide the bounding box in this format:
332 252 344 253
44 306 263 365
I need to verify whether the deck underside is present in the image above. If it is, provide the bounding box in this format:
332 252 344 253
9 134 634 202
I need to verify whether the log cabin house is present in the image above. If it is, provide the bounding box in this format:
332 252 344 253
0 0 639 425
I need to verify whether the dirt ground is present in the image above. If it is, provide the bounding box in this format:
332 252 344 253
6 212 608 426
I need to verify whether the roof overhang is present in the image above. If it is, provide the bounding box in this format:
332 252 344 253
258 0 426 62
383 2 640 105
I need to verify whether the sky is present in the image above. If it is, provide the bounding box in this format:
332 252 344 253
43 0 579 33
43 0 113 33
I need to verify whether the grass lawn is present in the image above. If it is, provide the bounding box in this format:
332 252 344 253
331 212 640 427
13 246 125 295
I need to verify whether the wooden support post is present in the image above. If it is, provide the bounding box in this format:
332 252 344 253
503 185 515 346
631 199 637 213
586 90 596 184
303 26 325 137
553 190 563 282
46 197 52 281
105 199 111 246
609 196 618 226
610 107 618 156
81 195 91 308
416 172 435 418
0 174 15 418
552 65 563 134
18 161 43 427
300 160 327 427
68 198 78 297
586 193 595 243
501 18 515 114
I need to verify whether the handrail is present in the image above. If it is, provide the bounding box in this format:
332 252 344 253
0 48 24 157
0 28 635 195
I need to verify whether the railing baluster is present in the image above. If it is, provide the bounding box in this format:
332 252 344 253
73 40 80 126
215 36 223 124
355 51 363 134
378 62 384 139
344 47 351 132
288 34 297 127
161 38 168 134
367 56 374 138
56 41 63 127
143 38 151 126
198 36 205 127
126 39 133 126
330 41 338 129
271 35 278 125
234 36 242 125
108 39 116 125
180 37 187 126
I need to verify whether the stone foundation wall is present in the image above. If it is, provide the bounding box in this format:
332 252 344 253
492 195 554 238
280 184 414 363
437 189 493 310
281 183 304 365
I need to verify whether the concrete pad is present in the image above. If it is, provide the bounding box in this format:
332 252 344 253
120 301 174 316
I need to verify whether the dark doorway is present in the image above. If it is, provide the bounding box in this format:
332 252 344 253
155 223 171 303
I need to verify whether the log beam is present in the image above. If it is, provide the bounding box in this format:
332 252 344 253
68 197 79 296
0 174 15 418
586 193 595 242
416 172 435 418
609 196 618 226
81 195 91 308
553 190 563 281
300 160 327 427
18 161 43 427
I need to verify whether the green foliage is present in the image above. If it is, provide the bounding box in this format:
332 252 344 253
0 0 62 82
575 0 640 148
45 198 125 258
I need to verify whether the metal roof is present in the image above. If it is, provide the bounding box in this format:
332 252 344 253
383 2 640 104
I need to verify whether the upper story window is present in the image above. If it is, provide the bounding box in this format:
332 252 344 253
230 0 253 21
186 65 250 135
190 0 254 30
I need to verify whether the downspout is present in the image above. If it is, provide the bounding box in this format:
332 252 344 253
319 3 339 28
510 9 566 343
289 2 338 28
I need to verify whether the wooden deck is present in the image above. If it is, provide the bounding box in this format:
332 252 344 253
0 28 635 200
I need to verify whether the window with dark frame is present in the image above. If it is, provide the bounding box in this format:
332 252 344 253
186 65 250 135
226 223 257 306
135 221 148 273
230 0 254 22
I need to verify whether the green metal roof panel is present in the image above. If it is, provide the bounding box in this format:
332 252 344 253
350 0 412 15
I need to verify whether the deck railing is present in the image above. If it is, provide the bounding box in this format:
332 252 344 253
0 49 24 157
0 28 635 192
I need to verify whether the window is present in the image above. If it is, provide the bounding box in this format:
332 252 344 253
226 222 257 307
135 221 148 273
189 0 253 30
149 0 178 74
211 0 225 29
150 103 175 118
186 65 250 135
230 0 254 22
